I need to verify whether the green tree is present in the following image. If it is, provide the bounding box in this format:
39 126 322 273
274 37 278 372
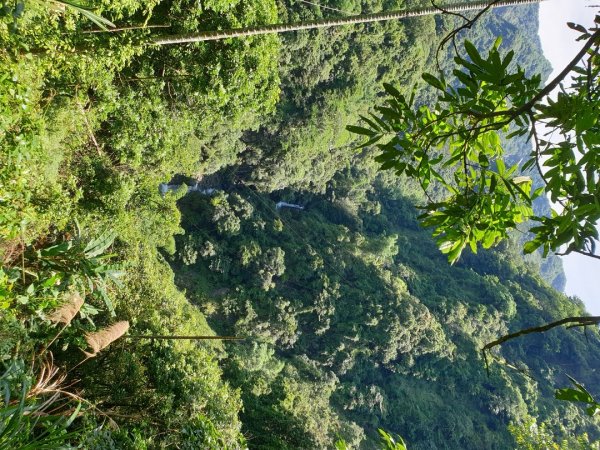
336 428 407 449
508 415 599 450
350 15 600 264
349 5 600 427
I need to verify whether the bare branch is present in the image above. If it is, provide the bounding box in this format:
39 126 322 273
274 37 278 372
434 0 505 66
555 249 600 260
483 316 600 352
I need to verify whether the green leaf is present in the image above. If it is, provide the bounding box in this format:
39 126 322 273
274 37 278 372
380 160 397 170
447 243 464 265
567 22 588 33
335 439 349 450
422 73 445 91
555 387 594 404
58 1 116 30
483 231 497 249
468 239 477 254
586 405 600 417
492 36 502 50
359 114 381 132
438 240 454 253
358 133 383 149
576 110 596 133
501 50 514 70
532 187 544 199
96 284 116 316
39 242 71 257
84 230 117 258
556 376 598 413
464 41 484 66
489 175 497 193
523 240 540 254
383 83 402 99
496 159 505 176
65 402 82 427
346 125 376 137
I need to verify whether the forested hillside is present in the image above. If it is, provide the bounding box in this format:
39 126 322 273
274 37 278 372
0 0 597 448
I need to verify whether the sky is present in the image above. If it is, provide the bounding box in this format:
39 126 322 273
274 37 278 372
537 0 600 314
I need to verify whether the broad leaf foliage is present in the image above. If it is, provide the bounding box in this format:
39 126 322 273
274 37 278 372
350 20 600 263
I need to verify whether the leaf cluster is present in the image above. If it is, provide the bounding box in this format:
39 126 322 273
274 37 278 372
350 38 542 263
350 18 600 263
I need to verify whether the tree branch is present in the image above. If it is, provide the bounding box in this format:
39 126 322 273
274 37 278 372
433 0 506 66
514 29 600 115
479 29 600 120
555 248 600 260
483 316 600 352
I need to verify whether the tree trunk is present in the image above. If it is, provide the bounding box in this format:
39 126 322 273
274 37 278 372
152 0 541 45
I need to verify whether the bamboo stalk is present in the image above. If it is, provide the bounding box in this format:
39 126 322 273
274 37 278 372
151 0 542 45
127 335 244 340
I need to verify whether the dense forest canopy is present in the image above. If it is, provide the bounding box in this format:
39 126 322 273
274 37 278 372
0 0 598 448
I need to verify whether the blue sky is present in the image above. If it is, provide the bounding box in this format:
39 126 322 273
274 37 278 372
537 0 600 314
